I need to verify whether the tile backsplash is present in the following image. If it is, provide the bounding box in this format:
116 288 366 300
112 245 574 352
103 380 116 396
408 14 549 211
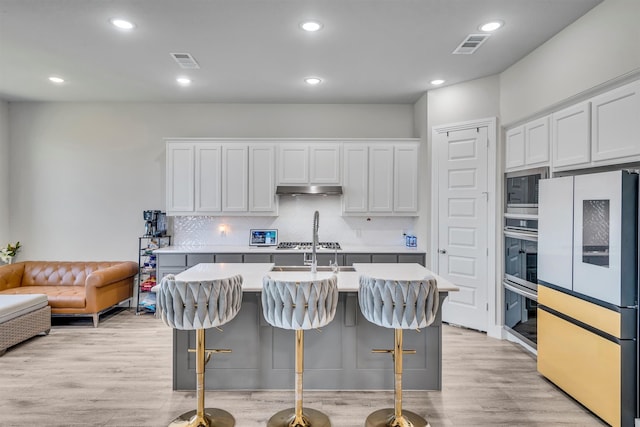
173 196 417 247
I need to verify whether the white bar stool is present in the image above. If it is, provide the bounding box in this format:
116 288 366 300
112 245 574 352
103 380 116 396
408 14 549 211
358 275 439 427
156 274 243 427
261 275 339 427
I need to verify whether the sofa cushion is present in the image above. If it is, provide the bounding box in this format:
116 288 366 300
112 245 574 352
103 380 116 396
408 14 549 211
21 262 119 287
1 286 85 308
0 294 48 324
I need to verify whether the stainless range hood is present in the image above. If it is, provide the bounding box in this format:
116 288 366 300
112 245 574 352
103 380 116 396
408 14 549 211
275 185 343 196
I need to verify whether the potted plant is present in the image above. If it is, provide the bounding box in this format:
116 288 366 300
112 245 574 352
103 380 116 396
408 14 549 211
1 241 21 264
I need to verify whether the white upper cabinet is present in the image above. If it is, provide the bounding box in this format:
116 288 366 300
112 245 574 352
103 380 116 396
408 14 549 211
248 144 276 213
166 142 195 214
525 116 550 166
369 145 394 212
505 116 550 172
505 127 525 170
222 145 248 212
166 139 277 216
342 144 368 213
309 144 341 184
551 101 591 170
342 141 419 216
278 142 341 185
394 144 419 213
591 80 640 164
194 143 222 213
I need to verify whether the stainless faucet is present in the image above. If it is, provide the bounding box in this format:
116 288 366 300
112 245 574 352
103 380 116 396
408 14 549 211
311 210 319 274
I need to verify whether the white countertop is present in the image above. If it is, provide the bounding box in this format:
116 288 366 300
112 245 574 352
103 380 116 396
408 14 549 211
154 244 426 254
172 263 458 293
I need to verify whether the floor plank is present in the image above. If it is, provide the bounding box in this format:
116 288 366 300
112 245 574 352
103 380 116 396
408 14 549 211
0 309 606 426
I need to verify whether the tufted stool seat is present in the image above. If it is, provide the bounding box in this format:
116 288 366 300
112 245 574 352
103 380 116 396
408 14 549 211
157 274 243 427
262 275 338 427
358 276 439 427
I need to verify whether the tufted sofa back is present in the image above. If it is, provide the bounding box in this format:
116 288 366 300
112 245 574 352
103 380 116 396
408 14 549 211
21 261 123 287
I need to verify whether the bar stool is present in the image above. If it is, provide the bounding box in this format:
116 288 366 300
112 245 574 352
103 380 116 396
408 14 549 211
358 275 439 427
262 275 339 427
156 274 243 427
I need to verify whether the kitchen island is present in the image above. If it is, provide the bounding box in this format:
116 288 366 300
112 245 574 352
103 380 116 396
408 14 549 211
169 263 456 391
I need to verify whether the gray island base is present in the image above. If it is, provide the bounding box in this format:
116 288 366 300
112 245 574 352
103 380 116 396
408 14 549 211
168 263 455 391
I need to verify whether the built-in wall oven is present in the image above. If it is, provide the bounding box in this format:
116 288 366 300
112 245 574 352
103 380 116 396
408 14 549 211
503 167 548 349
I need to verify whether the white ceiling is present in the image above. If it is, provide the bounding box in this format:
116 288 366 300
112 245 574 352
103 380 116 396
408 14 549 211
0 0 602 104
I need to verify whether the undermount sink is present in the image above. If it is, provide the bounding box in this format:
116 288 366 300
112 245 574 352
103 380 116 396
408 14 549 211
270 265 356 272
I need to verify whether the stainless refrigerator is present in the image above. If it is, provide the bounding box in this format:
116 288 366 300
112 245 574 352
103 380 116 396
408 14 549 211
537 170 638 427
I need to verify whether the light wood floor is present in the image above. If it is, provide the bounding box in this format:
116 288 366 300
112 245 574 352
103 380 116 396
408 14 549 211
0 309 605 426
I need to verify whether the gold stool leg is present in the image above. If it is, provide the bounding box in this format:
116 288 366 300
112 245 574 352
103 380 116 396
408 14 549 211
169 329 235 427
267 330 331 427
365 329 430 427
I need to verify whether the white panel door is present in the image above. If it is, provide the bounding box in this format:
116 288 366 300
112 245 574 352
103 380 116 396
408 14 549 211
342 144 368 213
538 176 574 291
222 145 248 212
309 144 341 184
393 143 418 213
248 144 276 213
552 101 591 169
278 144 309 184
166 142 195 214
368 145 394 212
194 143 222 213
437 127 488 331
591 80 640 163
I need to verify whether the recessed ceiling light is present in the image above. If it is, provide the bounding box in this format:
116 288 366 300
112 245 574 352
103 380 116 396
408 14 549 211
110 18 135 30
479 21 503 32
300 21 323 32
305 77 322 85
430 79 445 86
48 76 65 84
176 77 191 86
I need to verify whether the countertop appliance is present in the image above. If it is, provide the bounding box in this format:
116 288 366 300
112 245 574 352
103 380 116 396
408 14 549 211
143 210 166 237
537 170 638 427
250 229 278 246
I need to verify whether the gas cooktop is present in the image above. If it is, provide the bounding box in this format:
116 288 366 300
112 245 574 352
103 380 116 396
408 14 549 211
276 242 341 250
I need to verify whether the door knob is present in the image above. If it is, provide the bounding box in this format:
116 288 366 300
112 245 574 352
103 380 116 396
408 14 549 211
438 249 447 254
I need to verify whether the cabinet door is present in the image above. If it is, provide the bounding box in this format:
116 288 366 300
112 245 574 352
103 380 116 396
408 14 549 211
222 145 248 212
552 102 591 169
505 126 525 170
368 145 394 212
538 176 574 291
278 144 309 184
525 116 550 166
309 143 341 184
394 144 418 213
591 81 640 163
342 144 368 213
195 143 222 212
248 144 276 213
166 142 195 213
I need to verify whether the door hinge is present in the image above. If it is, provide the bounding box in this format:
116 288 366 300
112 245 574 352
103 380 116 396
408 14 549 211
486 303 489 311
486 248 489 256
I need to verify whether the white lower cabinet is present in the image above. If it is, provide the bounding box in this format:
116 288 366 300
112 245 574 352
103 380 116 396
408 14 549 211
342 141 419 216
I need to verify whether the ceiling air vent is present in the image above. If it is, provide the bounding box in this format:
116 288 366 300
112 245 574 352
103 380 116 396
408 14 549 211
452 34 491 55
170 52 200 69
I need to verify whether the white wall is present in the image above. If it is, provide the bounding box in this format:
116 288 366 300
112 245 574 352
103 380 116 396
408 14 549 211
8 102 415 261
500 0 640 125
0 101 9 246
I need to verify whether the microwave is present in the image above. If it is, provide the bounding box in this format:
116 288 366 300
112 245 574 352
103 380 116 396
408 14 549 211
505 167 548 215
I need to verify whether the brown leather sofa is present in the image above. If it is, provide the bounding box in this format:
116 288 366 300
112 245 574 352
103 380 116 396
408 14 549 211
0 261 138 327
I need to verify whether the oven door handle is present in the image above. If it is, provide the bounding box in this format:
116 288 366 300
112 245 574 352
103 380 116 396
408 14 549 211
504 230 538 242
503 281 538 301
